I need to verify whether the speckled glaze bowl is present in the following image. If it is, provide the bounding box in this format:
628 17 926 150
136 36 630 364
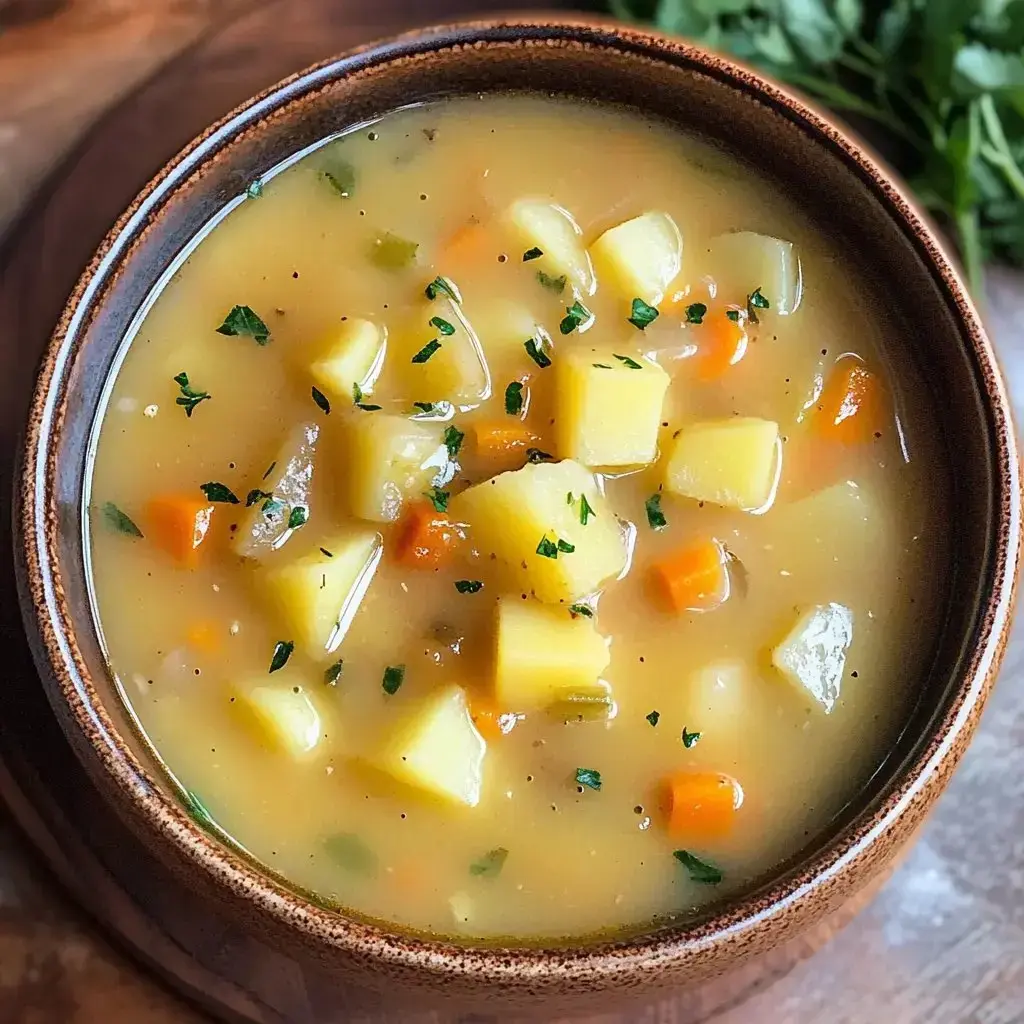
14 16 1022 1018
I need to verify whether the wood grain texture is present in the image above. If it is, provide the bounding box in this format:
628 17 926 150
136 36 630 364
0 2 1021 1021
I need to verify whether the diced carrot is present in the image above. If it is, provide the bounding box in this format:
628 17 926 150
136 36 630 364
470 422 544 470
186 621 221 655
144 495 214 567
812 356 886 443
392 501 462 568
438 218 493 269
695 308 748 380
649 539 730 613
469 702 519 741
658 771 744 841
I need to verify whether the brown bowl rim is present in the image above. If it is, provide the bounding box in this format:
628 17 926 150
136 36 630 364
16 15 1022 983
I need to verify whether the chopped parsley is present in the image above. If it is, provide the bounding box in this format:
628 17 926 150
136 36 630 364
370 232 419 270
444 424 464 458
593 362 613 369
424 275 459 302
173 372 211 417
628 297 660 330
673 849 723 885
725 309 743 323
216 305 270 345
352 382 364 404
645 493 667 530
245 488 274 507
682 727 702 748
429 315 456 336
522 247 544 262
614 353 644 369
557 538 575 553
411 338 442 363
311 386 331 415
469 847 509 877
568 603 593 619
536 270 567 293
747 287 770 324
246 178 263 199
524 336 552 368
646 710 661 727
324 833 377 876
324 660 344 685
685 302 708 325
559 299 592 335
579 494 595 525
575 767 602 791
269 640 294 673
454 580 484 594
382 664 405 695
101 502 143 538
322 160 356 198
287 506 308 530
526 448 554 463
424 487 449 513
200 482 239 504
319 547 334 558
413 401 439 414
356 403 382 411
505 381 524 416
536 536 559 559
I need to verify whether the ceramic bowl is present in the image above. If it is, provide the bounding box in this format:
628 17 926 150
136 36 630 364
14 16 1021 1017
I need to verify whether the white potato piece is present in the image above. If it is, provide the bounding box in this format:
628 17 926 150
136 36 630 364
232 422 319 560
344 413 445 523
506 199 595 295
259 530 382 654
495 600 611 711
665 417 780 511
451 459 627 604
236 678 324 758
371 686 486 806
555 348 670 467
705 231 802 314
589 211 683 305
772 603 854 713
309 318 386 400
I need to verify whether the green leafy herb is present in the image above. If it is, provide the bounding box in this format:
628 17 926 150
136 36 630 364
455 580 484 594
424 275 459 302
469 847 509 877
593 362 613 369
352 382 364 404
685 302 707 325
522 246 544 261
324 833 377 876
646 710 661 727
357 403 382 412
413 401 439 415
320 547 334 558
725 309 742 323
311 386 331 415
287 506 308 530
747 287 770 324
216 305 270 345
568 603 594 618
645 492 667 530
526 447 554 463
536 536 559 559
262 461 277 480
614 353 644 370
269 640 294 673
382 664 405 695
673 849 723 885
505 380 525 415
579 494 596 526
444 424 465 458
575 767 602 791
181 790 216 829
524 336 552 368
246 178 263 199
628 297 660 330
682 727 702 748
424 487 449 513
559 299 593 335
557 538 575 553
261 497 285 518
429 315 456 336
411 338 442 363
102 501 143 538
567 491 574 505
324 660 344 685
370 232 419 270
322 160 356 198
536 270 567 293
245 488 274 507
200 482 240 504
173 371 211 417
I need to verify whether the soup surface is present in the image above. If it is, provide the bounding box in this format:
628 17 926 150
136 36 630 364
88 94 949 940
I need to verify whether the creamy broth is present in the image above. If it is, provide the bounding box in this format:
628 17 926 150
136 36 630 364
88 95 949 940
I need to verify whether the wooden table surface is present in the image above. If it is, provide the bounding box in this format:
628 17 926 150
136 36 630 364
0 2 1022 1022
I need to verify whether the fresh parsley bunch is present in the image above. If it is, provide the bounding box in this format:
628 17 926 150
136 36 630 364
604 0 1024 295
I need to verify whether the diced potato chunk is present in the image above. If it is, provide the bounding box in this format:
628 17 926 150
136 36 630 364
463 297 541 366
371 686 485 806
665 417 780 511
555 348 670 467
451 459 627 604
309 318 386 400
232 422 319 560
771 603 854 713
259 530 382 653
705 232 802 314
589 211 683 305
345 414 445 523
506 199 595 295
495 600 611 711
236 678 324 758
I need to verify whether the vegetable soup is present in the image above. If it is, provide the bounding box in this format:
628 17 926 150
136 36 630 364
87 95 950 940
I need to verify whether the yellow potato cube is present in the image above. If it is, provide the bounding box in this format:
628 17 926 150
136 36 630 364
308 318 386 400
555 349 670 467
506 198 595 294
589 211 683 305
495 600 610 711
236 678 324 759
665 417 780 511
705 231 802 314
451 459 627 604
771 603 854 713
371 686 486 806
344 413 445 523
259 530 382 654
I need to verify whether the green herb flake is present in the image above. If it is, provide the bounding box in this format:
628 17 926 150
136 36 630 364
444 424 465 458
311 386 331 415
352 383 364 404
411 338 442 363
469 847 509 878
614 353 644 369
382 664 405 695
725 309 742 323
522 247 544 262
747 287 770 324
536 270 567 293
566 491 574 505
536 536 559 559
101 502 143 538
645 493 667 531
505 380 525 416
593 362 613 369
424 276 459 302
575 767 602 791
685 302 707 325
455 580 484 594
579 494 596 526
424 487 449 513
320 547 334 558
322 160 356 198
287 506 308 530
357 403 382 412
568 603 593 619
526 447 554 463
524 336 552 368
646 710 661 727
627 297 660 330
324 833 377 876
261 497 286 518
245 488 274 507
200 482 240 505
413 401 438 415
673 849 723 885
182 790 215 829
559 300 593 336
173 371 211 417
429 315 456 336
246 178 263 199
682 727 702 748
370 232 419 271
269 640 294 674
324 660 344 686
262 461 277 481
216 305 270 345
557 538 575 553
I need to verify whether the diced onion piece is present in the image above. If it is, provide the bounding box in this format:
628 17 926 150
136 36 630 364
771 603 854 713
